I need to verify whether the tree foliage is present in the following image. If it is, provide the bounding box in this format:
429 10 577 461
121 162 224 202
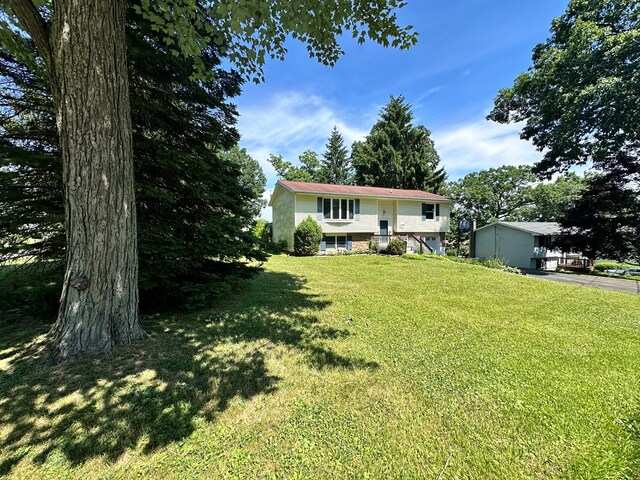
352 95 446 193
488 0 639 261
488 0 640 175
0 5 266 311
555 156 640 263
219 146 267 220
446 166 536 226
322 127 353 184
268 150 326 183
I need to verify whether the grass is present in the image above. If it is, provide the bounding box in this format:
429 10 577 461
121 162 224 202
1 255 640 478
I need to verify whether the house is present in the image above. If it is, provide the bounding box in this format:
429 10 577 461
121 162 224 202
471 221 585 270
268 180 451 254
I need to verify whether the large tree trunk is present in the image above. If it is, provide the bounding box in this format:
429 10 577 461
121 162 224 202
46 0 145 361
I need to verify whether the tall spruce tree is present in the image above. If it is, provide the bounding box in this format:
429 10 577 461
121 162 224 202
0 5 266 314
352 96 446 192
322 127 352 184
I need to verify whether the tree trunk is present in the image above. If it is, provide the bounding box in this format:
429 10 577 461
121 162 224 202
47 0 145 362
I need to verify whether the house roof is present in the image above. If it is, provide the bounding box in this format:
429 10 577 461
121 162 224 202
475 221 561 235
271 180 451 205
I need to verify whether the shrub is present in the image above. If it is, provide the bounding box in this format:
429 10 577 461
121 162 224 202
593 261 635 272
368 239 380 254
386 238 406 256
294 217 322 256
253 219 270 245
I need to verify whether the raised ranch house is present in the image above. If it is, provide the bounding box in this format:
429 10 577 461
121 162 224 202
269 180 451 254
472 221 587 270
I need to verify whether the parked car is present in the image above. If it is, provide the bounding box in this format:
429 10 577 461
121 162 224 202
605 268 640 277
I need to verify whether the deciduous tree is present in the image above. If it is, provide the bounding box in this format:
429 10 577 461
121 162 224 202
488 0 639 260
0 0 417 361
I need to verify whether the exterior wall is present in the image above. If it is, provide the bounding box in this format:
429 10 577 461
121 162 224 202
296 194 379 234
475 225 535 269
271 188 295 250
270 185 452 253
396 200 450 234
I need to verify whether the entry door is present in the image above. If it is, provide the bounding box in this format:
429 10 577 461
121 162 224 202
379 220 389 236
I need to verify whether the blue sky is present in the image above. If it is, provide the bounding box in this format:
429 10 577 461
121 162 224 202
234 1 569 220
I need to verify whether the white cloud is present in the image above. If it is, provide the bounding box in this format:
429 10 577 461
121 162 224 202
237 91 368 181
432 119 542 180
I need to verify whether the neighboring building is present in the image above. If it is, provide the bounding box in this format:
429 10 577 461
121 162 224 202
472 221 583 270
268 180 451 254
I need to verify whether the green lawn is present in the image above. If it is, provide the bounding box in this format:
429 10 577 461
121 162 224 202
1 255 640 478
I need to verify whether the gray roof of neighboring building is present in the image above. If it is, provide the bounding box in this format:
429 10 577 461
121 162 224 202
475 221 561 235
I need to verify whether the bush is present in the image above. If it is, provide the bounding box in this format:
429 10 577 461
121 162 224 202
294 217 322 256
368 239 380 254
593 261 635 272
386 238 406 256
253 219 270 244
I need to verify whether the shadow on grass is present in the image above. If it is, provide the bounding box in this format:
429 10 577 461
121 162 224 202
0 270 377 474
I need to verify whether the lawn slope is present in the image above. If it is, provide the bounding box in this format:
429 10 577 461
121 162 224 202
1 255 639 479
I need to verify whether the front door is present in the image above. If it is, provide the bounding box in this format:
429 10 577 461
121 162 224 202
379 220 389 236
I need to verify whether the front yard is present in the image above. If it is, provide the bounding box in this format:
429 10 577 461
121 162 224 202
1 255 639 478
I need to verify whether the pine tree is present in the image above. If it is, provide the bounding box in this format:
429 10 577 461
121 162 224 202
352 96 446 193
321 127 352 184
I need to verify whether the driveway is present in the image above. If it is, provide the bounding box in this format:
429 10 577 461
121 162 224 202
523 269 640 294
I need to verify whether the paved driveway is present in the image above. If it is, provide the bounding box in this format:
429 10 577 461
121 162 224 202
523 269 640 294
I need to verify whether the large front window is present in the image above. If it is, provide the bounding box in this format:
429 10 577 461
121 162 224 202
323 198 355 220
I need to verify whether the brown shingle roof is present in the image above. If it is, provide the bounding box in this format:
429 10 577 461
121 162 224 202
277 180 451 201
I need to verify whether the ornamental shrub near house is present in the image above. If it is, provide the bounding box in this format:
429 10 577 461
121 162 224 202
294 217 323 256
386 238 406 256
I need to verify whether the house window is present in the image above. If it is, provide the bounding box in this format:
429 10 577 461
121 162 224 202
323 235 348 250
425 204 435 220
322 198 356 220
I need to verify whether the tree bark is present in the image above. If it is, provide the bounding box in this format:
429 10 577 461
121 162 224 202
45 0 145 361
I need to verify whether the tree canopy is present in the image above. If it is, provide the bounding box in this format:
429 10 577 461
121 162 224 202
352 95 446 193
488 0 640 175
269 150 326 183
0 0 418 360
488 0 639 261
0 4 266 312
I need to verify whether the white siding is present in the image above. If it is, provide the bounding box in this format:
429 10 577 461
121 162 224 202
475 225 535 269
395 200 450 233
271 188 295 250
297 194 379 234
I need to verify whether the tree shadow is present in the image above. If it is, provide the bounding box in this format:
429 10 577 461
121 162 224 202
0 271 377 474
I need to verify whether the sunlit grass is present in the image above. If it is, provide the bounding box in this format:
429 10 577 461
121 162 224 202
1 255 639 478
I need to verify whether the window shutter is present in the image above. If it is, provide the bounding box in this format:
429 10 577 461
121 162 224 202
317 197 323 220
347 235 353 250
320 238 327 252
355 199 360 220
422 203 427 221
435 203 440 217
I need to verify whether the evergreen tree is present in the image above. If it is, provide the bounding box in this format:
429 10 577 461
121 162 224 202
321 127 352 184
352 96 446 193
0 5 266 313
